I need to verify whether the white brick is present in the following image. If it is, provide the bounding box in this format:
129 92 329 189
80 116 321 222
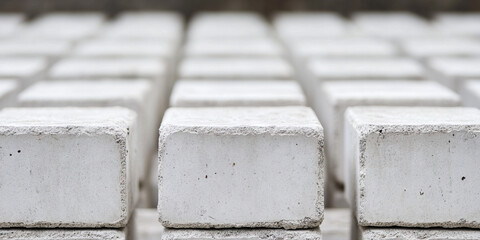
273 13 348 41
49 57 166 79
0 14 24 38
0 79 19 108
184 38 284 57
0 228 132 240
161 228 322 240
317 81 460 185
136 208 347 240
179 57 293 80
158 107 324 229
73 39 175 58
19 12 105 40
433 13 480 36
0 57 46 78
345 106 480 228
400 37 480 58
0 39 70 56
290 37 398 59
352 12 432 38
18 80 157 182
188 12 270 39
47 58 168 118
304 58 425 105
460 80 480 108
0 107 137 227
170 80 305 107
428 57 480 90
358 226 480 240
102 11 183 41
308 58 424 80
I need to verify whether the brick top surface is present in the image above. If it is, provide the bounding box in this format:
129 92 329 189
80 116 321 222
273 13 348 38
346 106 480 127
19 80 150 104
0 57 46 77
0 107 136 128
322 80 460 104
179 57 293 79
162 106 321 129
429 57 480 77
401 37 480 56
308 58 424 79
170 80 305 107
73 39 174 57
184 38 283 57
49 57 166 78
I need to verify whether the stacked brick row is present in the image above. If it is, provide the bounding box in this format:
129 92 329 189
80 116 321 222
0 12 183 239
158 12 325 239
275 11 480 239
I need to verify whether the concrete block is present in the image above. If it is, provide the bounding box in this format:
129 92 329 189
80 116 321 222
0 79 19 108
273 13 348 41
102 11 183 41
170 80 305 107
317 80 460 185
460 80 480 108
49 57 166 80
0 14 24 37
158 107 324 229
19 12 105 40
345 106 480 228
357 225 480 240
0 107 137 227
433 13 480 37
304 57 425 107
18 80 157 182
47 57 168 120
135 208 347 240
162 228 322 240
352 12 432 38
0 228 132 240
188 12 270 39
308 58 424 80
0 39 70 57
400 37 480 58
428 57 480 90
0 57 46 78
183 38 284 57
289 37 398 59
73 39 175 58
179 57 293 80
